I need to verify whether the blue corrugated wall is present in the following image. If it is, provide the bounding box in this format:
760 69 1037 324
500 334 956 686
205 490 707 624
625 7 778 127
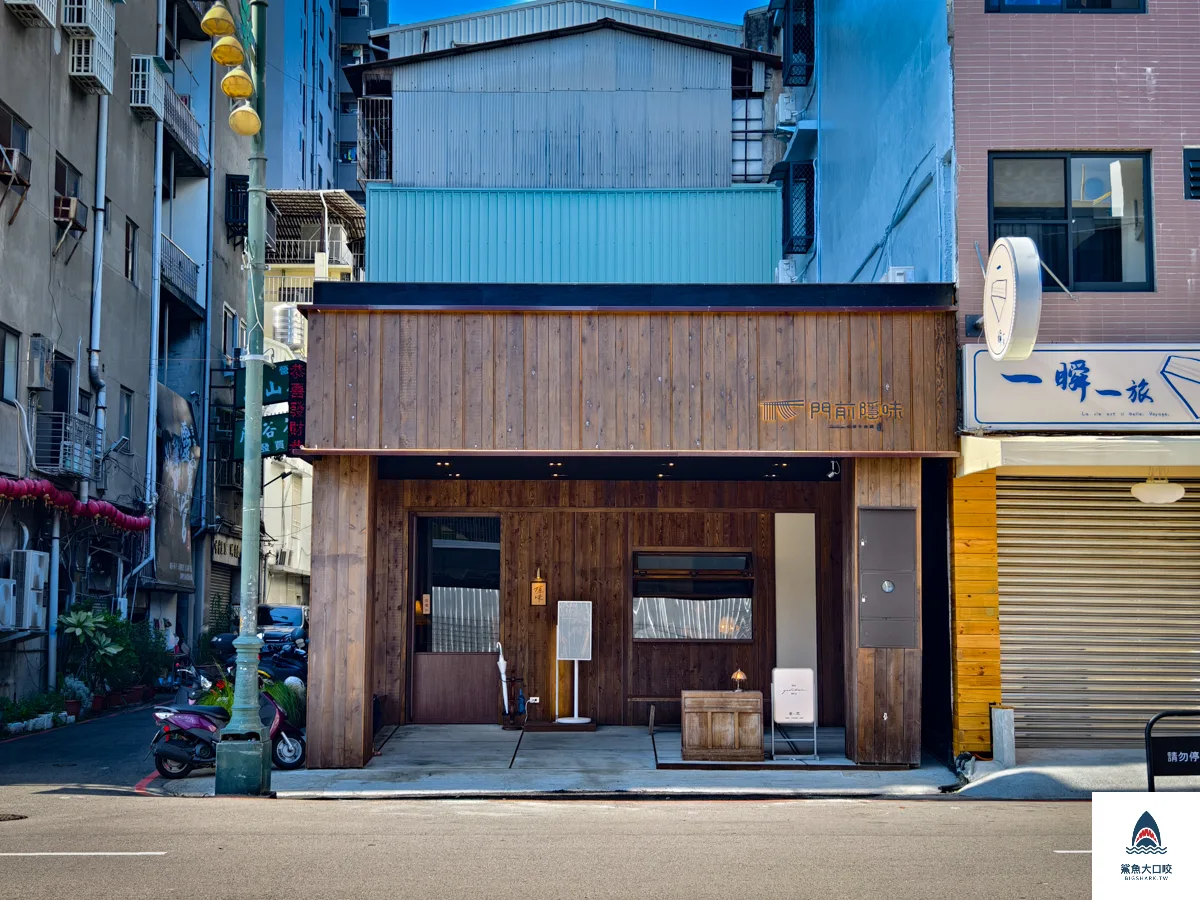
365 186 782 283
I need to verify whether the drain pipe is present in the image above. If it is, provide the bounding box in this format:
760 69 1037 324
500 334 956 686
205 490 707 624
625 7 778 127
140 0 168 602
191 55 219 645
84 93 109 506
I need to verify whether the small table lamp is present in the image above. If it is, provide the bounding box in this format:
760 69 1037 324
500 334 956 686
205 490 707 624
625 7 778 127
731 669 747 692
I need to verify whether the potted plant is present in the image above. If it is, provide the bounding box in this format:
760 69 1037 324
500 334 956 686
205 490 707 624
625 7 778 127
130 621 172 705
61 675 91 720
58 609 124 706
90 693 107 714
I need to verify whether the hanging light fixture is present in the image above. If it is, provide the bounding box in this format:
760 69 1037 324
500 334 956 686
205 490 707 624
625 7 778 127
211 35 246 67
201 1 237 37
1132 470 1185 505
221 65 254 99
228 100 261 136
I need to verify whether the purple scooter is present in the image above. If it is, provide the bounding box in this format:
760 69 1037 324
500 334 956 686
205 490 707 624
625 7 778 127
147 691 306 778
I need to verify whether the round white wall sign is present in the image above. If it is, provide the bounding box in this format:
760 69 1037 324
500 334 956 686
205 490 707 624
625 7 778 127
983 236 1042 361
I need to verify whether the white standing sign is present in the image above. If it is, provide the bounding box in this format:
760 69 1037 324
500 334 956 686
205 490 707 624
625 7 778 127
964 345 1200 432
982 236 1042 362
555 601 592 725
770 667 818 760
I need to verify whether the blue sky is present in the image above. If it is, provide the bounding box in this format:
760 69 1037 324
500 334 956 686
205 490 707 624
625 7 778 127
388 1 750 27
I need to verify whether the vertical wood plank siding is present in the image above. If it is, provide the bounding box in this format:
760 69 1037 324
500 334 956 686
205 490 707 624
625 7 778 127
843 458 923 766
308 456 377 768
304 309 957 455
359 480 845 739
950 471 1001 754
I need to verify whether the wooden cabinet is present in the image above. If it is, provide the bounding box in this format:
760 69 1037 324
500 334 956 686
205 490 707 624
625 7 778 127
681 690 763 761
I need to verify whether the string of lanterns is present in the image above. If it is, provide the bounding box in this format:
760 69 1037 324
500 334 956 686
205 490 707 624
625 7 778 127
0 478 151 532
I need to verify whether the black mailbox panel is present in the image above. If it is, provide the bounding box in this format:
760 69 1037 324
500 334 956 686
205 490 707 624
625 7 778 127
858 507 918 649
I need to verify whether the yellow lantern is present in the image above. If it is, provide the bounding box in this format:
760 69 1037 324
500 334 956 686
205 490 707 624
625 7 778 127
211 35 246 68
201 1 237 38
228 101 261 136
221 66 254 100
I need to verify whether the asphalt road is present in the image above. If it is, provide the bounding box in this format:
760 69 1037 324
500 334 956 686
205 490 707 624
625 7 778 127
0 704 158 792
0 791 1089 900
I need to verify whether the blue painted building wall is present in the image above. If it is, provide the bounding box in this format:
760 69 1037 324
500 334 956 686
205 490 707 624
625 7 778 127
805 0 954 284
365 185 782 283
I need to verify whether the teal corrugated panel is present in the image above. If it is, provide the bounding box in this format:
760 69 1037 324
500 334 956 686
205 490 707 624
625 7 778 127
365 186 781 284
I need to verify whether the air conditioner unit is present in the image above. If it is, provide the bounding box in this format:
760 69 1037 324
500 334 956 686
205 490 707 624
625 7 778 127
11 550 50 630
0 579 16 628
28 335 54 391
275 549 291 568
775 258 798 284
53 196 89 233
351 47 363 60
0 147 32 187
59 439 95 478
272 304 307 351
775 93 799 128
129 55 166 121
328 224 352 265
882 266 916 284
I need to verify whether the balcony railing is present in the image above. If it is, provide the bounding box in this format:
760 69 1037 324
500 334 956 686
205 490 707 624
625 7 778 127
32 411 102 480
161 233 200 306
265 275 317 306
164 80 209 169
267 238 361 269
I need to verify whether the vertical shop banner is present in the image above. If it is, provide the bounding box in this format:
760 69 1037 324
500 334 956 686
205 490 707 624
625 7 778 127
156 386 201 588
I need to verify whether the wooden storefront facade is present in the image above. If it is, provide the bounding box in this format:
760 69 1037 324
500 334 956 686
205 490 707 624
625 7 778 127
300 284 958 769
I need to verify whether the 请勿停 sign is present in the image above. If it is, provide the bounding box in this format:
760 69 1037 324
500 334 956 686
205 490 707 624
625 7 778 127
963 345 1200 431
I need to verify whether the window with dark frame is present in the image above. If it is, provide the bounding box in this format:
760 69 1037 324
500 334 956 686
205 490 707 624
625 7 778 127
54 155 82 199
78 389 92 417
103 197 112 232
989 151 1153 291
985 0 1145 11
632 552 754 641
0 100 30 154
124 218 139 285
119 386 133 444
223 307 239 361
0 325 18 402
1184 148 1200 200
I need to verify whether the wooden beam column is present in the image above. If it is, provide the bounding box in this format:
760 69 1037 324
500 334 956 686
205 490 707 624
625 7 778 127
844 458 923 765
308 455 377 768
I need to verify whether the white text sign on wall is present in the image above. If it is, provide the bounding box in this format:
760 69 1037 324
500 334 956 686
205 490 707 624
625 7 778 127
963 345 1200 432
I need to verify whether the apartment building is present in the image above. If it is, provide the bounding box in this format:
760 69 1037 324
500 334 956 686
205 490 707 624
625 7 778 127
0 0 252 699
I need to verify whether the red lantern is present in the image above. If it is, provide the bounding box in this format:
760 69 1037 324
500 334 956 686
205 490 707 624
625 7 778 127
0 477 10 497
85 499 99 518
72 499 85 518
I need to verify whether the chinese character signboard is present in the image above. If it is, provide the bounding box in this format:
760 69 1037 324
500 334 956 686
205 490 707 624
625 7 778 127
963 345 1200 431
235 361 295 407
286 360 306 455
234 413 289 458
212 535 243 567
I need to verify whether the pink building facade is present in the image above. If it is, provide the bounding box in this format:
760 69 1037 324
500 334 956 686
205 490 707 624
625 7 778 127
955 0 1200 342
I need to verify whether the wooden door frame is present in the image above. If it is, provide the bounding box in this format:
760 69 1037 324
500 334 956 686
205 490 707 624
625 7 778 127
404 511 505 724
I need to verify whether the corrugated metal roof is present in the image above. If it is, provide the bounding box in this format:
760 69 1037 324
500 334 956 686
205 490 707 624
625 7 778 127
378 0 744 58
365 186 781 284
391 29 730 189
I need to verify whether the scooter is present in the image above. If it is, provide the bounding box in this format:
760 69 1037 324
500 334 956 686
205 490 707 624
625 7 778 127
257 641 308 684
147 691 306 778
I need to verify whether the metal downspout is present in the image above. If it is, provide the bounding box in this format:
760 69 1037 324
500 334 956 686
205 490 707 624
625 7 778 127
194 39 219 644
140 0 168 605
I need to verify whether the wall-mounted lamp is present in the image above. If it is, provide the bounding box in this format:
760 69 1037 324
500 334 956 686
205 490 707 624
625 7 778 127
531 568 547 606
1132 475 1185 505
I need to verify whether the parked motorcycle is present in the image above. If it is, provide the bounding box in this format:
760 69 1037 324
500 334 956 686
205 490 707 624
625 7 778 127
147 691 306 778
257 641 308 684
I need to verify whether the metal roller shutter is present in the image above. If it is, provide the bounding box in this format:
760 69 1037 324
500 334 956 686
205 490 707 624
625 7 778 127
207 563 237 631
997 477 1200 747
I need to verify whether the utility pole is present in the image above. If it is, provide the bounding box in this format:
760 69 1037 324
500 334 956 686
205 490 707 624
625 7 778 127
202 0 271 795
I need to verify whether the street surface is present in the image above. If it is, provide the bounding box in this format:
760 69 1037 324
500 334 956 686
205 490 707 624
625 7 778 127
0 713 1090 899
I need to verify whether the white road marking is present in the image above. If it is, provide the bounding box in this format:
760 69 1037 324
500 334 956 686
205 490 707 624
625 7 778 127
0 852 168 857
1053 850 1091 854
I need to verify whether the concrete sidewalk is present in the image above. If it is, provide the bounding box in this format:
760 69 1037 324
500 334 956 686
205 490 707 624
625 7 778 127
158 725 958 799
957 748 1200 799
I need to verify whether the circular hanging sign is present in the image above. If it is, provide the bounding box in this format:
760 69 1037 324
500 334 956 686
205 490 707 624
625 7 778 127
983 236 1042 361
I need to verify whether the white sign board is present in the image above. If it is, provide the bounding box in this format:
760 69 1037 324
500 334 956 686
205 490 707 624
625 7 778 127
212 535 242 567
771 667 815 725
1092 792 1199 899
963 345 1200 432
982 236 1042 361
556 600 592 661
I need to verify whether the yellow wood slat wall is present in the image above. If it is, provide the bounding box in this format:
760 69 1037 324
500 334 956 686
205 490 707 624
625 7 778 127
304 309 958 455
951 471 1001 755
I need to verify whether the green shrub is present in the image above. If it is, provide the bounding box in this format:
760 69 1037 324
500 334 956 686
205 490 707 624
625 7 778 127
264 680 305 726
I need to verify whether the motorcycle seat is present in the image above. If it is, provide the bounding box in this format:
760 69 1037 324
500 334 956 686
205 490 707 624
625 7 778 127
188 705 232 722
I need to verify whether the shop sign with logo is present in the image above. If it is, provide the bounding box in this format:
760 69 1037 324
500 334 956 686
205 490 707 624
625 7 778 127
1092 793 1198 898
963 345 1200 432
982 236 1042 362
212 535 243 567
